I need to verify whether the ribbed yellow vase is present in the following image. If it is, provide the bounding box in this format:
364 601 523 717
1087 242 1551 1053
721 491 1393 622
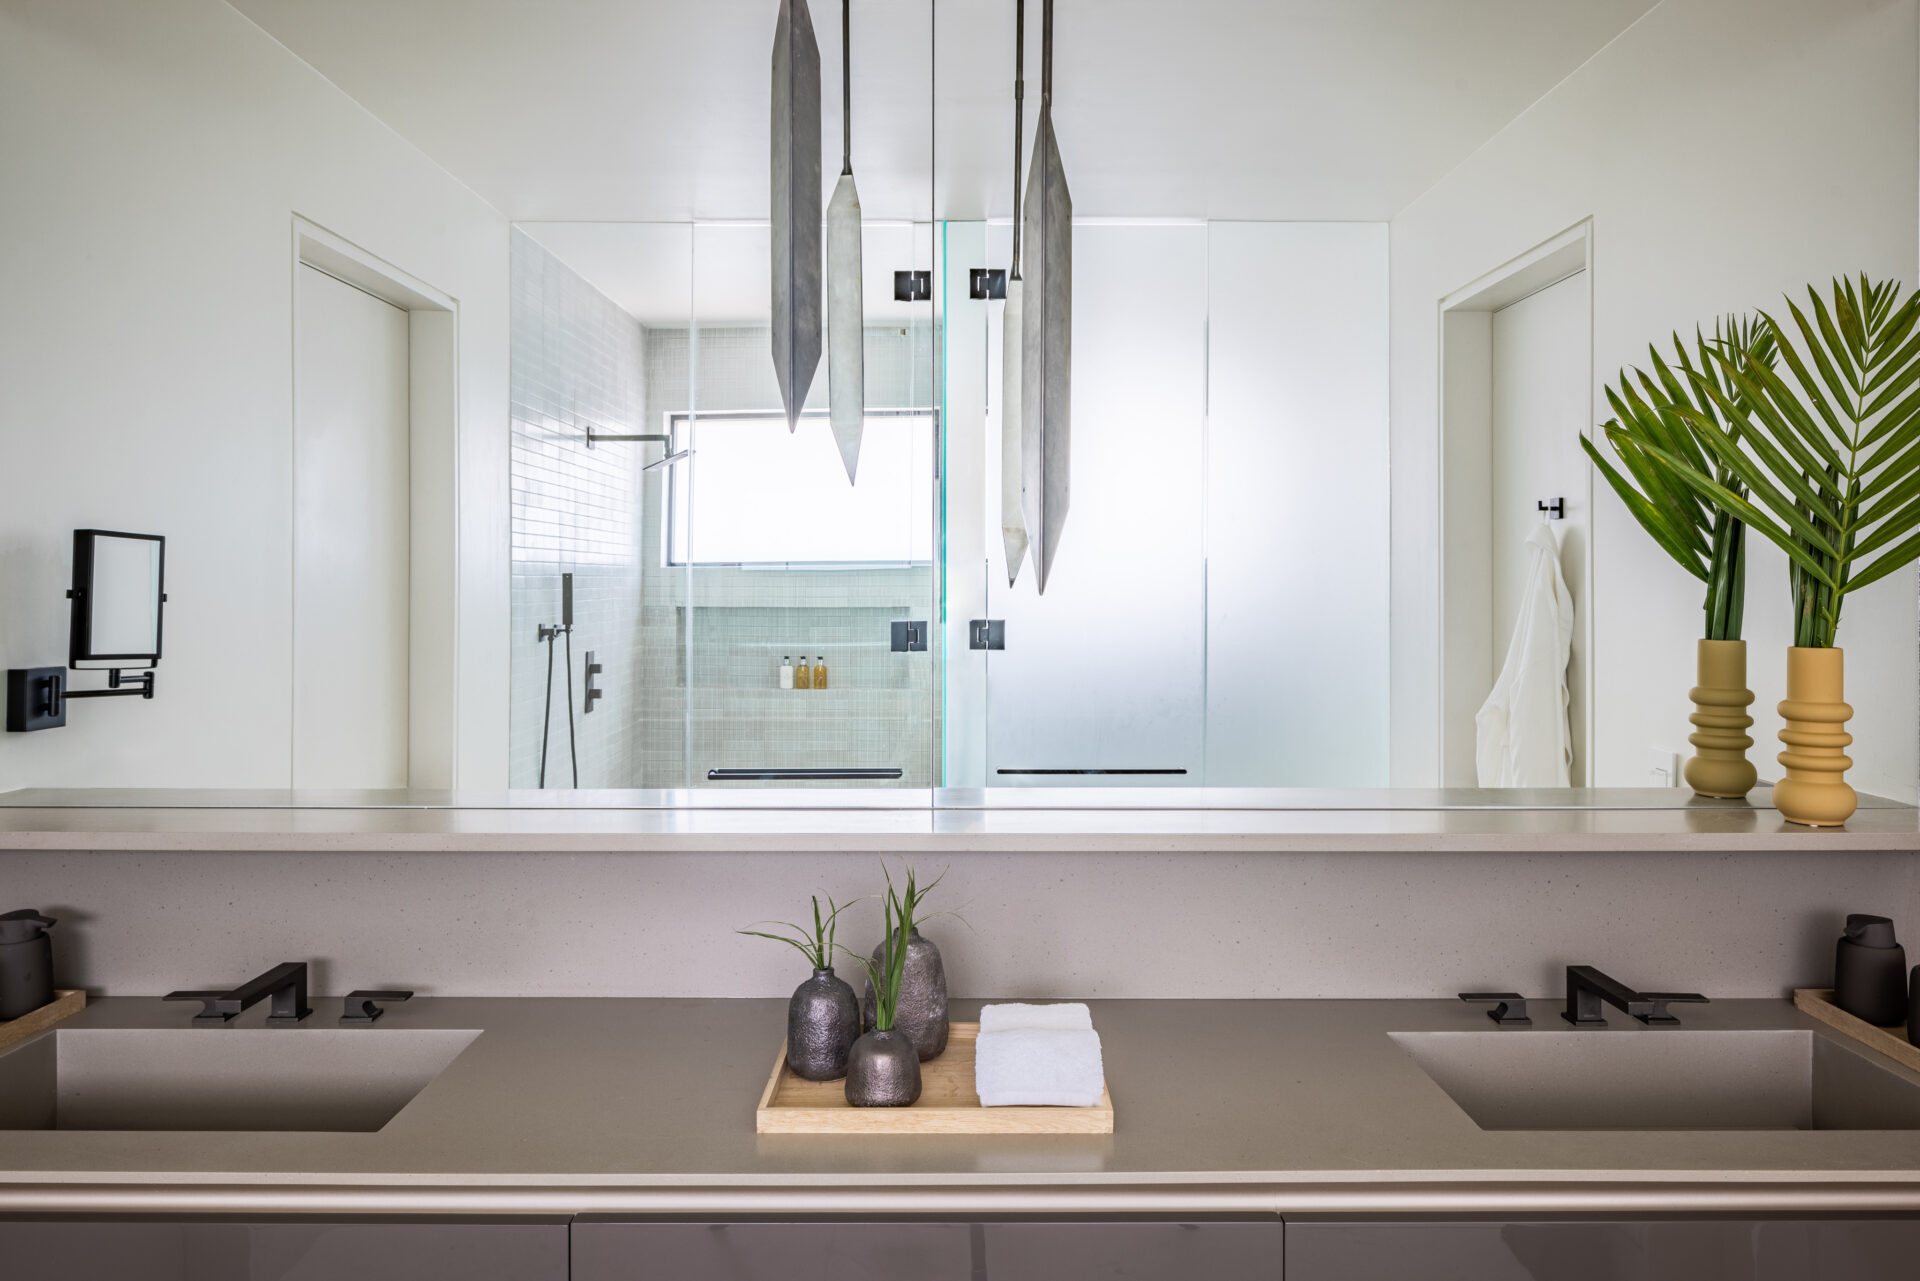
1773 646 1856 828
1682 639 1756 799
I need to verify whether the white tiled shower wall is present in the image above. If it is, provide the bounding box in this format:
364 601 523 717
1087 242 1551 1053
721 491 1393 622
508 229 647 786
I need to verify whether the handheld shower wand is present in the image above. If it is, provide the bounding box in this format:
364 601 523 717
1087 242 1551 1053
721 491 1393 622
537 572 580 788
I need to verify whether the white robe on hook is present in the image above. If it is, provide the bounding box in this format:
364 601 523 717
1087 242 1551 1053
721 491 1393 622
1475 521 1574 788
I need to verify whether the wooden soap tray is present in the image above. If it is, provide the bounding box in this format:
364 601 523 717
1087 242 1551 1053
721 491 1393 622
0 989 86 1055
1793 988 1920 1073
756 1021 1114 1134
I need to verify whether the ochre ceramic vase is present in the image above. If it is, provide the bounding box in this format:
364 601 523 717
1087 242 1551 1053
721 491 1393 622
1774 646 1856 827
1682 638 1756 799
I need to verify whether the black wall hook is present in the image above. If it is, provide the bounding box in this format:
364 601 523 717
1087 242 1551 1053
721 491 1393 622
1537 498 1564 520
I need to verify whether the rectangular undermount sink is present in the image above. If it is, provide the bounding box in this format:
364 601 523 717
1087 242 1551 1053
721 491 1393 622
1392 1029 1920 1131
0 1028 479 1132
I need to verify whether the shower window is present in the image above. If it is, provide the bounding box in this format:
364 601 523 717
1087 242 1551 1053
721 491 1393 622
665 409 936 567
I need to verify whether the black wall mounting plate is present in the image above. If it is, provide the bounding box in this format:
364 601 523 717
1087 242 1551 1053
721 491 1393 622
6 667 67 732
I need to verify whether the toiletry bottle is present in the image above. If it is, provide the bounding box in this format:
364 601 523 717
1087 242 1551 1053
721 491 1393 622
812 655 828 691
779 656 794 690
1835 913 1907 1026
795 657 812 691
0 909 57 1020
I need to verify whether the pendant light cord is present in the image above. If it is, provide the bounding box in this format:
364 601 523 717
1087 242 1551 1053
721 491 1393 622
1041 0 1052 107
841 0 852 176
1010 0 1024 280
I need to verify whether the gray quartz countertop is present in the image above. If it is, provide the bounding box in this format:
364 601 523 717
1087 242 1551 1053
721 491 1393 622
2 787 1917 852
5 997 1920 1215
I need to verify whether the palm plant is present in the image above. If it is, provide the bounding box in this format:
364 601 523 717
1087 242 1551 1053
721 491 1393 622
738 895 849 970
1581 316 1777 640
1645 277 1920 648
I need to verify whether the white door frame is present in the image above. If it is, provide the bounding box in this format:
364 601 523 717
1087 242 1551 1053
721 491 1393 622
1436 219 1595 786
291 216 460 788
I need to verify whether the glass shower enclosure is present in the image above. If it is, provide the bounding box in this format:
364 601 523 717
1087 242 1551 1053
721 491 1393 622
506 2 1392 794
508 220 939 790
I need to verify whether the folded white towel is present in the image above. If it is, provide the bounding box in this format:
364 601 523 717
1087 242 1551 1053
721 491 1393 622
978 1001 1093 1032
974 1026 1105 1107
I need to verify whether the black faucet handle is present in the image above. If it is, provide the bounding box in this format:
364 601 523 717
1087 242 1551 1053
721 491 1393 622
342 990 414 1024
164 990 236 1025
1459 992 1531 1025
1636 992 1710 1025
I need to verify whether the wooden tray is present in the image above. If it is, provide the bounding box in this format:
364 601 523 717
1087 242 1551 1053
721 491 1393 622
756 1022 1113 1134
1793 988 1920 1073
0 989 85 1055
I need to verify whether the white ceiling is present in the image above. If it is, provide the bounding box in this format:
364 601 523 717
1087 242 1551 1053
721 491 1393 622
230 0 1659 224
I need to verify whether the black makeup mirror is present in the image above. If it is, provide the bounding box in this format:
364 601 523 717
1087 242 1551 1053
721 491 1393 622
70 529 166 666
5 530 166 732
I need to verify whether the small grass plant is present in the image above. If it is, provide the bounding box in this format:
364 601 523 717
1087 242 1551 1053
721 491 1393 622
737 895 849 971
837 862 947 1033
840 886 910 1032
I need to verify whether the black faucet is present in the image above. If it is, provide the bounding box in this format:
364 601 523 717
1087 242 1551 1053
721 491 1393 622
1562 964 1708 1027
166 961 312 1026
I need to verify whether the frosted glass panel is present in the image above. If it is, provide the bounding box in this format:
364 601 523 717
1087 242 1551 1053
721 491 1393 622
1204 222 1390 785
980 223 1209 782
941 220 1392 789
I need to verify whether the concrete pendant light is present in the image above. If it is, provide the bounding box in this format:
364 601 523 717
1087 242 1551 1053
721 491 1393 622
1001 0 1029 585
825 0 865 482
771 0 824 431
1020 0 1071 593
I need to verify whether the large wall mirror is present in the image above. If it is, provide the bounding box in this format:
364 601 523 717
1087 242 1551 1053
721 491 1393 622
5 1 1916 809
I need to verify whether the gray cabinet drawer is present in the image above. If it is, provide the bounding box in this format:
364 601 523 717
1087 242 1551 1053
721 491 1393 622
571 1218 1282 1281
0 1216 570 1281
982 1220 1280 1279
571 1221 973 1281
1285 1218 1920 1281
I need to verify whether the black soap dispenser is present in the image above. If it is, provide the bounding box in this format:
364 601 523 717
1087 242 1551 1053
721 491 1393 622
0 909 56 1021
1835 913 1907 1026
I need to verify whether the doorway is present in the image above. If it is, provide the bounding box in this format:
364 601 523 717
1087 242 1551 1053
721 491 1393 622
289 219 459 789
1438 222 1594 786
293 263 411 788
1490 269 1590 785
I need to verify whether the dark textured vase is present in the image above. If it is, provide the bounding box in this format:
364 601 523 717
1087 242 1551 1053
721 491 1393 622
787 967 860 1081
845 1028 923 1107
861 927 948 1061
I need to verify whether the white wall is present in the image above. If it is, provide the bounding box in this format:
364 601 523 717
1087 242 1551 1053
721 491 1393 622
1390 0 1920 797
0 0 510 789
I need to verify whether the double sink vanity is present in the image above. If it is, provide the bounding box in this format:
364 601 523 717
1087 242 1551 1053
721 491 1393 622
3 788 1920 1278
